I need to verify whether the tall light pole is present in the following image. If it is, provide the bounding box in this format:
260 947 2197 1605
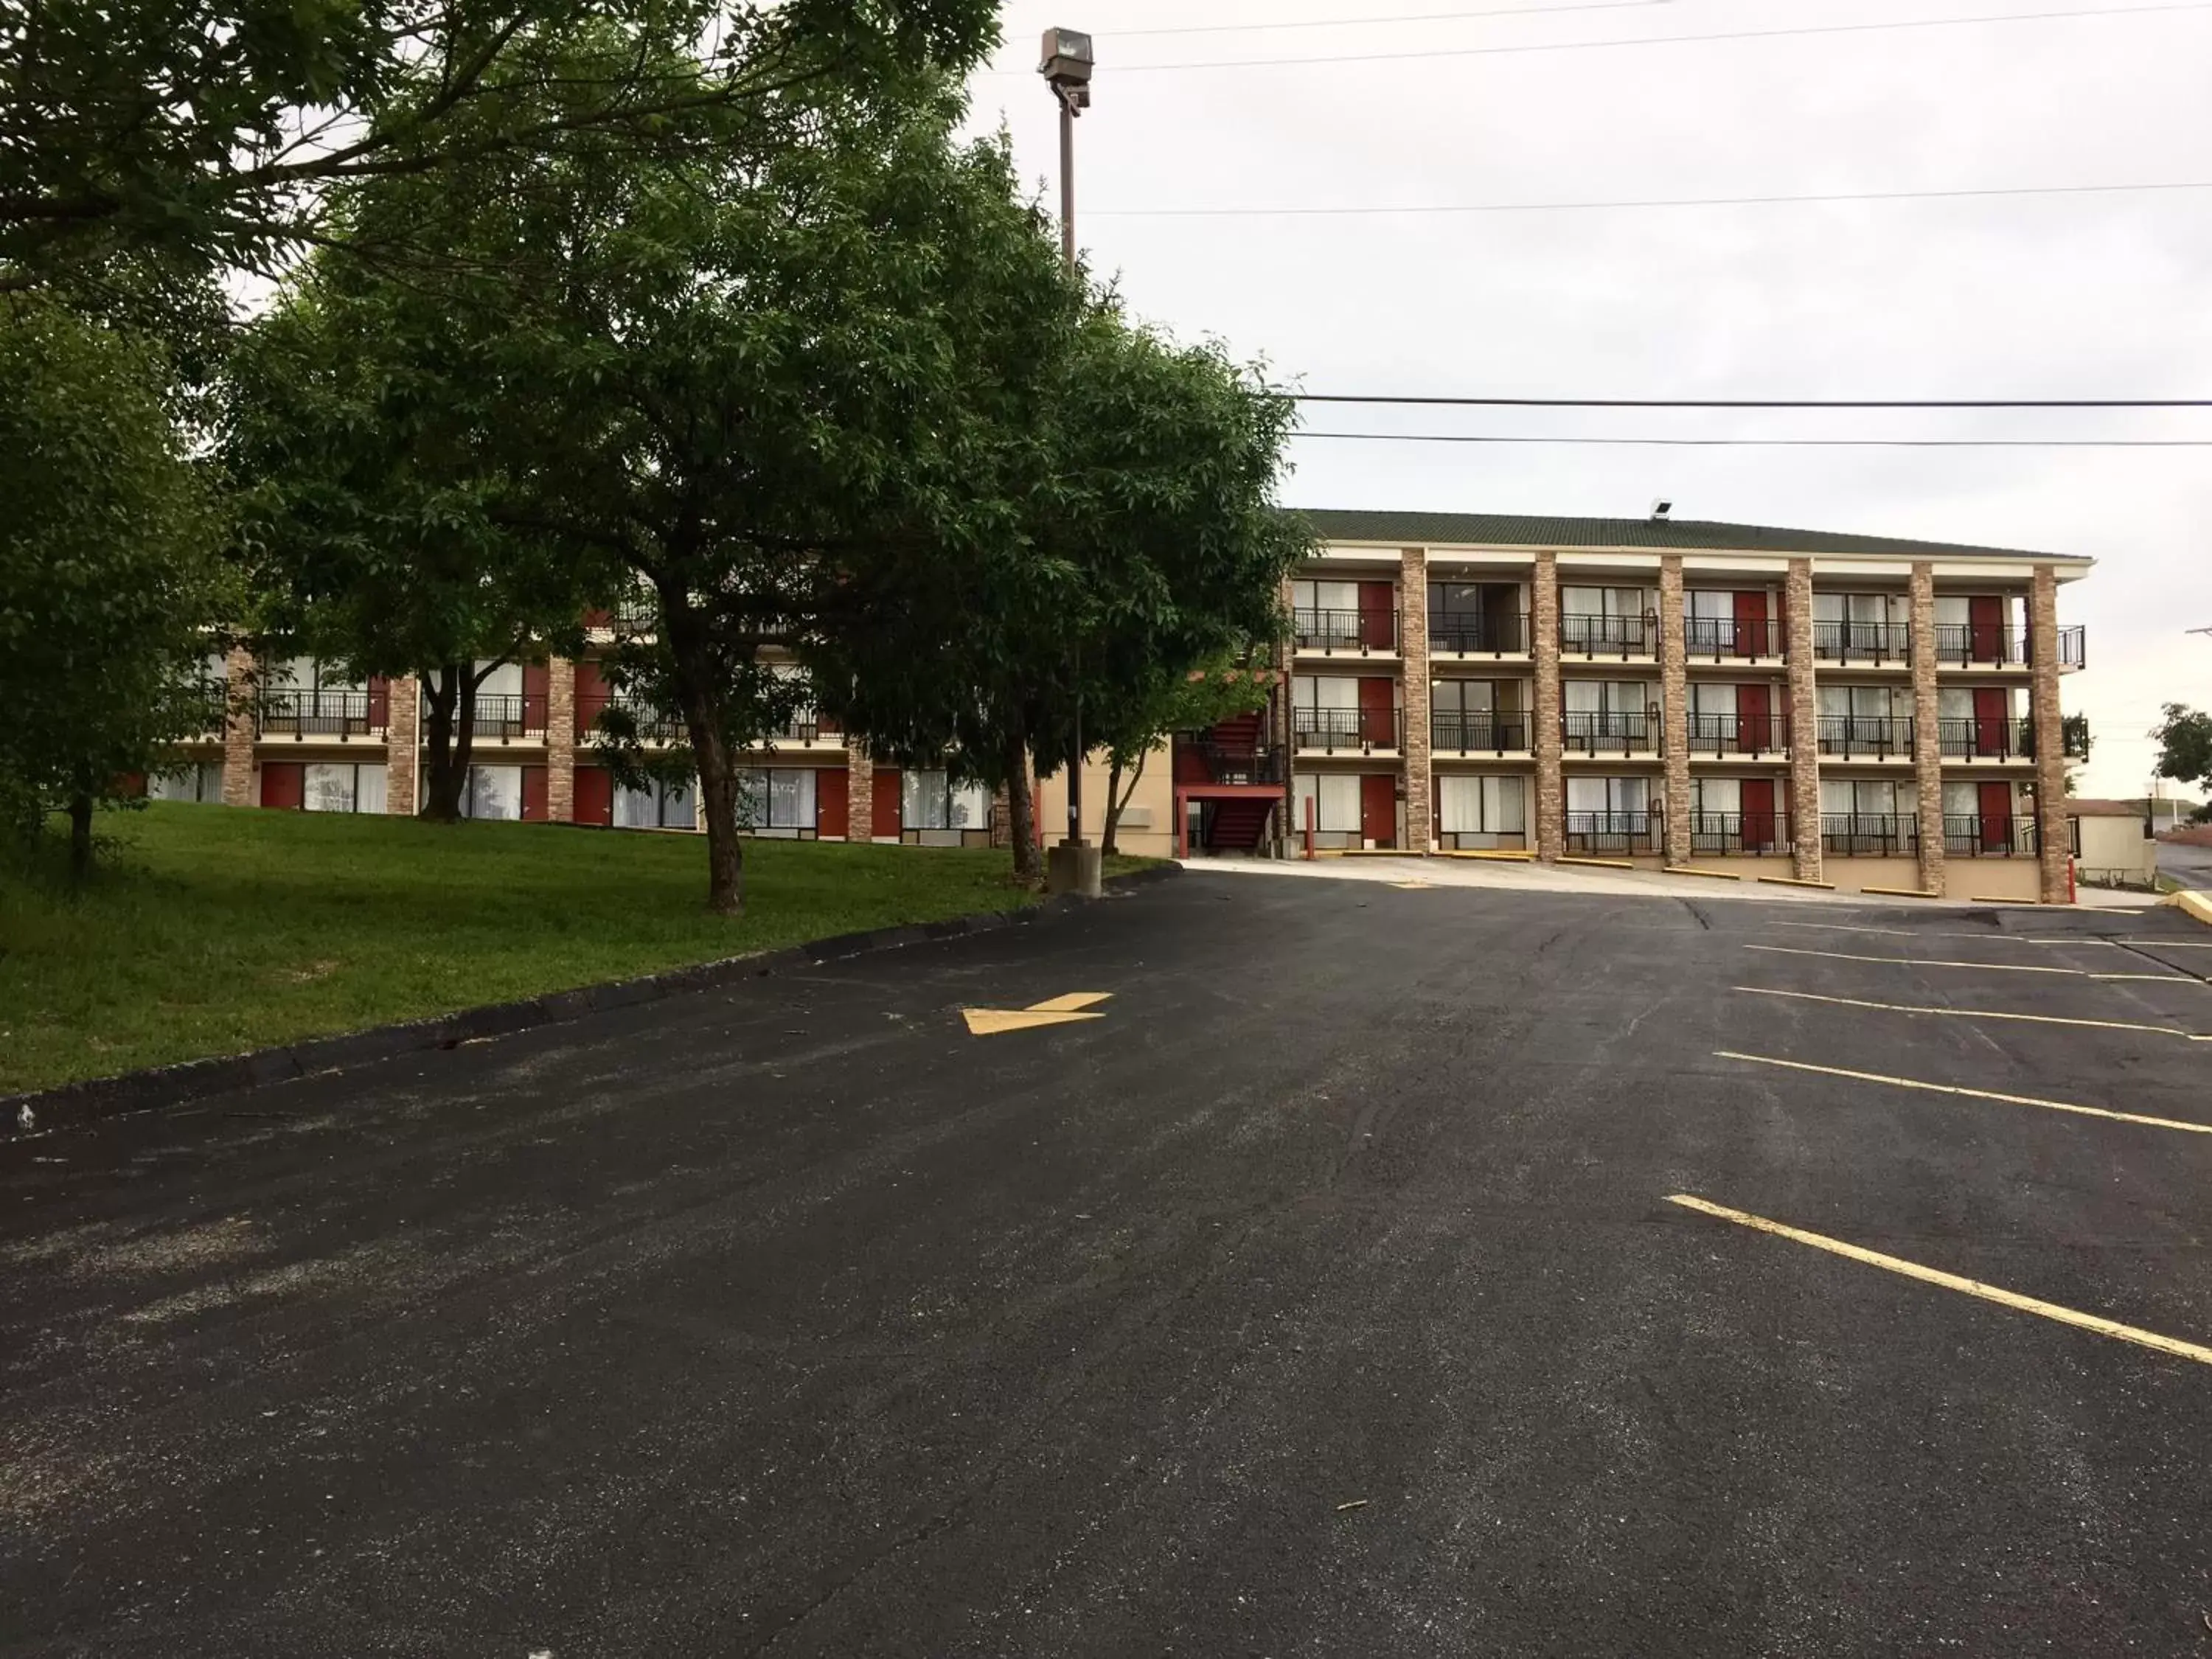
1040 27 1101 894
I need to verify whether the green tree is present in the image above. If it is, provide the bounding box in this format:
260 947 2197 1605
2153 703 2212 790
1094 660 1276 856
2 0 1000 299
0 299 231 874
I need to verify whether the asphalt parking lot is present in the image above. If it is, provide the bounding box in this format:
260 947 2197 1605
4 872 2211 1657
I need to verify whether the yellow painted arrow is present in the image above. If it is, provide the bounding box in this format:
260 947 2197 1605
961 992 1113 1036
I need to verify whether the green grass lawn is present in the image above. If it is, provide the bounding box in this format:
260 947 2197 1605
1 803 1156 1096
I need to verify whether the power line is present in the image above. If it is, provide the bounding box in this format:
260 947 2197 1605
983 2 2212 74
1091 178 2212 218
1295 431 2212 446
1290 394 2212 408
1115 0 1672 38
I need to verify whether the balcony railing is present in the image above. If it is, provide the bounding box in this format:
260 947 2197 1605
1937 716 2031 760
1822 814 1919 857
765 713 840 746
1293 607 1399 653
1293 706 1402 751
1562 711 1657 754
1932 623 2087 670
1563 810 1659 856
1179 740 1287 785
192 676 229 734
1559 612 1658 658
1817 714 1914 759
259 688 382 740
1431 712 1531 754
1682 616 1784 660
1812 620 1912 663
578 691 686 742
1686 712 1790 757
1688 812 1791 856
2057 625 2087 669
1947 814 2037 856
1429 613 1530 655
464 692 548 742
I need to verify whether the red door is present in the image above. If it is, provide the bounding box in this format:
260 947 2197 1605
260 762 303 810
1978 781 2014 853
1360 773 1397 849
1357 581 1396 651
1733 591 1770 658
521 765 549 822
523 661 551 734
574 765 613 827
1968 595 2005 663
367 675 391 730
1736 682 1774 751
1740 778 1778 852
1357 677 1397 747
817 766 849 839
872 770 902 839
1972 686 2008 756
574 659 609 736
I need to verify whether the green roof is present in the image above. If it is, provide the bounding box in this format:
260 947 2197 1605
1291 508 2077 563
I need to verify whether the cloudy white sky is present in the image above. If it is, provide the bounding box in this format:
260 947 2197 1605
961 0 2212 799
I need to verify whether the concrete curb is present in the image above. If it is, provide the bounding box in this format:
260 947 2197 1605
4 863 1183 1142
2172 890 2212 929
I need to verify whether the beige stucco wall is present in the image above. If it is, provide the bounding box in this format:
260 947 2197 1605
1034 743 1178 860
2076 815 2154 879
1941 859 2042 902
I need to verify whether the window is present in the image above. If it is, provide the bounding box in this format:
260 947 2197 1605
1567 776 1649 817
617 776 695 830
1687 683 1739 718
901 769 989 831
1563 681 1655 716
150 762 226 803
1438 773 1525 835
1691 777 1740 817
1293 772 1362 833
737 768 817 832
1822 779 1910 817
464 765 524 821
1429 581 1524 650
1293 579 1358 613
305 762 388 814
1431 679 1496 716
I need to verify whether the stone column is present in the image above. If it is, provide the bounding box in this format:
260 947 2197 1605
1658 554 1692 863
1784 557 1824 883
1400 547 1432 853
1910 563 1947 895
847 742 874 844
1532 551 1565 861
545 657 577 823
990 785 1013 849
2028 565 2070 903
386 674 420 817
220 644 257 806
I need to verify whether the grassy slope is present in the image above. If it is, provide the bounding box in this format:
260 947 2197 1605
3 804 1145 1096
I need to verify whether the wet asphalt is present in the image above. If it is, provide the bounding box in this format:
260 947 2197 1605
4 872 2211 1657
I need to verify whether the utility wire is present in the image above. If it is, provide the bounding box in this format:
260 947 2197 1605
983 2 2212 74
1289 394 2212 408
1091 178 2212 218
1115 0 1672 38
1295 432 2212 446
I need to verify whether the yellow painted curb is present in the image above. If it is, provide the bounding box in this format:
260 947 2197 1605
1559 855 1637 871
1663 866 1749 883
1862 884 1944 900
1971 895 2044 906
1759 875 1837 891
1435 849 1536 863
2172 890 2212 928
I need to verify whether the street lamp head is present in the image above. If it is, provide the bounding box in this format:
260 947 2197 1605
1040 26 1093 108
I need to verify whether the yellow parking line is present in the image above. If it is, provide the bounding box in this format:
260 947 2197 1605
1666 1195 2212 1367
1734 985 2212 1040
1746 943 2079 975
1713 1049 2212 1136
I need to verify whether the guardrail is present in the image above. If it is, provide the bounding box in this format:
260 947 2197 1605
1686 712 1789 757
259 688 383 740
1293 607 1399 653
1432 712 1532 754
1946 814 2037 856
1293 706 1402 751
1562 711 1658 754
1429 613 1530 655
1682 616 1784 659
1563 810 1659 855
1811 620 1913 663
1816 715 1914 759
1821 813 1919 856
1688 812 1791 855
578 692 686 742
464 692 548 742
1559 612 1658 658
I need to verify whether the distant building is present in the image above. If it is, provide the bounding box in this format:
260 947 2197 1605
2066 799 2157 891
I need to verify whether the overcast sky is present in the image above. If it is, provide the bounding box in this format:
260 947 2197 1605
962 0 2212 800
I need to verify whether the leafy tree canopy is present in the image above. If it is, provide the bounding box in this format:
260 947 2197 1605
2153 703 2212 787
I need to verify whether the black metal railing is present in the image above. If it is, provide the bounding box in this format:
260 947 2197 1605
1293 607 1399 653
1934 622 2027 666
1812 619 1913 662
1937 716 2031 760
464 692 548 742
1429 612 1531 655
192 676 229 734
1821 814 1919 857
1682 616 1784 659
1946 814 2037 856
1686 712 1790 756
1432 712 1531 754
259 688 381 739
613 597 660 634
1293 706 1402 751
1816 715 1915 759
579 692 686 742
2057 624 2087 669
1688 812 1792 855
1189 742 1287 785
1559 612 1658 657
1563 810 1659 855
1561 711 1658 753
766 713 839 745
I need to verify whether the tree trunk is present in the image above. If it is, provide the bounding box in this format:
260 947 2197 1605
661 605 742 915
419 665 467 821
1101 748 1147 858
1004 720 1041 885
66 790 94 881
